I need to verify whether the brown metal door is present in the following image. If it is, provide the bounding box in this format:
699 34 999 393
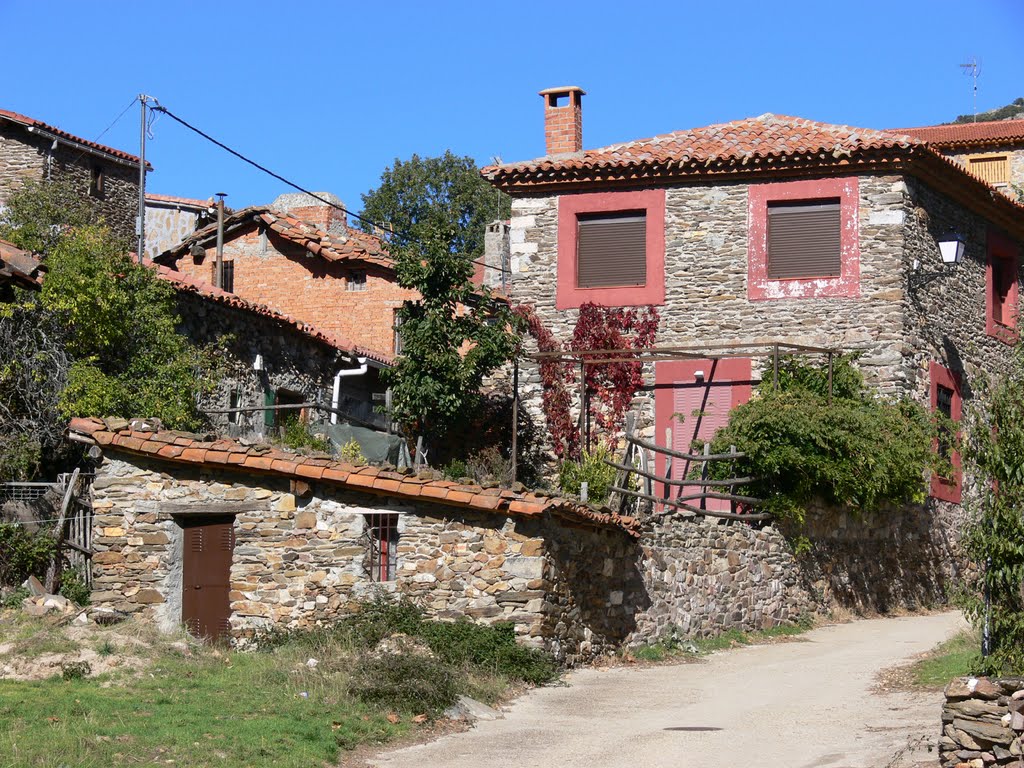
181 516 235 643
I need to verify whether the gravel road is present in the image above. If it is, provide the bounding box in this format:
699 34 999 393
368 611 966 768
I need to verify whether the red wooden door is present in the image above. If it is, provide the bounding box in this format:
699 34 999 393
181 517 235 643
655 359 752 512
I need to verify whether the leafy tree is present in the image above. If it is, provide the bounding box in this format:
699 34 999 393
383 222 518 448
359 151 510 258
0 180 210 479
953 97 1024 125
960 345 1024 675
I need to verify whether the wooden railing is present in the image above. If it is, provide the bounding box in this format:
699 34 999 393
606 414 771 522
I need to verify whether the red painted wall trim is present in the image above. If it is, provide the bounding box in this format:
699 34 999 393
653 358 753 483
929 361 963 504
986 228 1020 344
557 189 665 309
748 177 860 300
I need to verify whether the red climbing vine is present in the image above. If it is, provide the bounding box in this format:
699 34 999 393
514 302 659 461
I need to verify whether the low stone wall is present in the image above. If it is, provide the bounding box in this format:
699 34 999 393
795 499 964 613
940 677 1024 767
630 516 814 643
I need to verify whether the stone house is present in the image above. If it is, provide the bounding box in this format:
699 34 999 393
894 118 1024 191
150 262 393 437
67 417 645 664
0 108 145 244
144 193 214 262
154 192 418 358
482 87 1024 511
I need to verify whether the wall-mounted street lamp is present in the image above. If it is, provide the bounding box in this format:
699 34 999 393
910 229 966 291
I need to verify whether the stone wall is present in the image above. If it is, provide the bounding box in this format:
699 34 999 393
941 145 1024 190
630 516 814 642
0 120 140 244
173 290 382 436
940 676 1024 767
145 201 211 261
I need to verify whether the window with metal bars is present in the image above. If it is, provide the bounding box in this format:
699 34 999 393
576 211 646 288
936 384 954 463
766 199 841 279
347 270 367 291
366 514 398 582
393 310 404 355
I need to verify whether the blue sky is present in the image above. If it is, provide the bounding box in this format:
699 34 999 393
2 0 1022 216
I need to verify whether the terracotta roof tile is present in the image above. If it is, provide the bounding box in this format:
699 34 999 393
0 239 45 290
66 421 641 536
891 119 1024 148
0 107 147 167
158 206 392 271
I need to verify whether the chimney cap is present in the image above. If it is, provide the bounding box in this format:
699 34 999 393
538 85 586 97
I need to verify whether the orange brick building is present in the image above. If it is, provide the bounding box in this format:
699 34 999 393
156 193 416 357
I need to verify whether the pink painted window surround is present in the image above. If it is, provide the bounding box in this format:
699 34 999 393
556 189 666 309
986 229 1019 344
748 177 860 300
654 359 753 512
930 361 962 504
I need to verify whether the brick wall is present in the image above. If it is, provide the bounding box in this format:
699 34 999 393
169 226 417 355
0 120 140 245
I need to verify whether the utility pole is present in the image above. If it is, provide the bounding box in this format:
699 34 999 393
136 94 149 262
215 192 227 288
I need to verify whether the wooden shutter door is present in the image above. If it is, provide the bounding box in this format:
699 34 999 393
181 516 235 643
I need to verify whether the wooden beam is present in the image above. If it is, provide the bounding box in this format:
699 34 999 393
624 433 747 462
161 501 271 516
611 486 772 522
603 459 753 488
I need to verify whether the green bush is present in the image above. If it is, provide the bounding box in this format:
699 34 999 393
419 619 557 685
280 418 331 453
441 459 469 482
558 443 617 504
708 355 936 525
0 523 56 587
348 651 460 715
59 568 90 606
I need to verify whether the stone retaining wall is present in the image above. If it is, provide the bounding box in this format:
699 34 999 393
941 676 1024 767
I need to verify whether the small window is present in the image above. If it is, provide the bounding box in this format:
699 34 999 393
993 257 1015 325
347 271 367 291
767 199 841 279
935 385 954 463
393 310 405 355
227 390 241 425
930 362 962 503
366 513 398 582
967 155 1009 186
89 166 104 198
576 212 646 288
210 260 235 293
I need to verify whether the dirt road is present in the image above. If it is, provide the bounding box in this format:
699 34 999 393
369 612 966 768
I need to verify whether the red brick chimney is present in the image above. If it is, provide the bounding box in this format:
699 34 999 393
540 86 585 156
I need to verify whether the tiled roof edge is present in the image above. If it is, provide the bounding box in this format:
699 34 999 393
66 418 640 537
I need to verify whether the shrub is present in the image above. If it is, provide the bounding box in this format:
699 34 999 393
60 660 91 681
0 523 56 587
348 652 460 715
441 459 469 482
280 418 331 453
558 444 617 504
465 446 515 487
59 568 90 606
418 619 557 685
708 355 936 525
339 438 367 465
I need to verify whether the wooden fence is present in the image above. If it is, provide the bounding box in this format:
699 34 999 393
605 414 771 522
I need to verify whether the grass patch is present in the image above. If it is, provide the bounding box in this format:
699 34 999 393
0 594 559 766
629 617 814 663
908 629 980 689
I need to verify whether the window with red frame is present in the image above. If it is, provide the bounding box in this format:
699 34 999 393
987 231 1019 340
929 362 962 503
366 513 398 582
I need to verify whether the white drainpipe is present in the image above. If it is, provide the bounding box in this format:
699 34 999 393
331 357 368 424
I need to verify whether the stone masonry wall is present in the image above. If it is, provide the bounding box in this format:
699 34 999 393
167 226 417 356
941 145 1024 190
940 676 1024 767
0 121 139 244
173 290 381 437
630 516 814 643
145 202 210 261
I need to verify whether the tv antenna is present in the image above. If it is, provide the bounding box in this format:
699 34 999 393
960 57 981 122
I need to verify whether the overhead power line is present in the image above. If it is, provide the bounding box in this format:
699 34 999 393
150 104 510 275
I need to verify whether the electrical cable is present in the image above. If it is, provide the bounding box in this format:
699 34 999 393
64 96 140 170
150 103 511 275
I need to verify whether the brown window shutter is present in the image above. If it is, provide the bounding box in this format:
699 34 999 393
967 155 1009 185
576 213 646 288
767 200 841 279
